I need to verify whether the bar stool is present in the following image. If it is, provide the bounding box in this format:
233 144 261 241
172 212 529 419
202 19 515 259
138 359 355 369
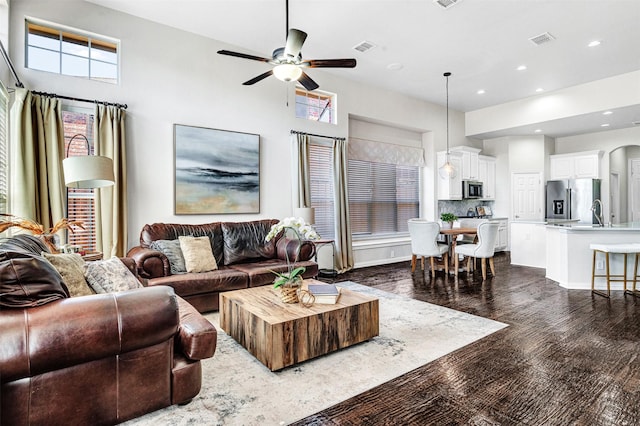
626 245 640 298
590 243 640 298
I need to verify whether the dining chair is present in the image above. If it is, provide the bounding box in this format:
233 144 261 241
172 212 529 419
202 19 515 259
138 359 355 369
456 218 480 245
454 222 499 280
408 219 449 276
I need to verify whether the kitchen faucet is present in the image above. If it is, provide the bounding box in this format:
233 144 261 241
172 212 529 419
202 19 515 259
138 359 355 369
591 199 604 226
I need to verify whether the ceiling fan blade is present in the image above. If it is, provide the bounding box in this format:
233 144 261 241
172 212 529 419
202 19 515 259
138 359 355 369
307 58 357 68
284 28 307 58
243 70 274 85
298 72 319 91
218 50 271 63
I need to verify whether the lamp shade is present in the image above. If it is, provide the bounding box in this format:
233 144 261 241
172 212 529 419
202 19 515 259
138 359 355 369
63 155 115 188
294 207 315 225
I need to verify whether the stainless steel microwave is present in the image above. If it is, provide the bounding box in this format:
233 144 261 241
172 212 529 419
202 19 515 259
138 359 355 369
462 180 483 199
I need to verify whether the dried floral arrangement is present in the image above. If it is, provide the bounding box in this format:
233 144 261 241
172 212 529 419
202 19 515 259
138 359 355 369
0 214 84 252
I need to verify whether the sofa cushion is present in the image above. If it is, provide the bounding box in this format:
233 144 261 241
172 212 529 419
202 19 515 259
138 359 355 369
42 252 94 297
150 239 187 274
147 266 247 296
230 259 319 287
179 236 218 273
85 257 144 294
0 250 70 308
221 219 278 265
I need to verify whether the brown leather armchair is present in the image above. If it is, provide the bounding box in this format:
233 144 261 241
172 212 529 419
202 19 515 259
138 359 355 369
0 236 217 425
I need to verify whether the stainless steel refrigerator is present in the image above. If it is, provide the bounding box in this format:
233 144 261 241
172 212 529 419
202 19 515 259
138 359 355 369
545 178 602 224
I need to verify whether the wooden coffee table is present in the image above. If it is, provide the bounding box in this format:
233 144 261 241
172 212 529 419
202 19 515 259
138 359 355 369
219 282 379 371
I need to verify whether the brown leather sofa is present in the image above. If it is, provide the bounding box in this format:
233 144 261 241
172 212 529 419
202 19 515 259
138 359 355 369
127 219 318 313
0 235 217 426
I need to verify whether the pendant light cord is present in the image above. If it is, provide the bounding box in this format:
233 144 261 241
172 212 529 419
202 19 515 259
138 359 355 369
445 72 451 154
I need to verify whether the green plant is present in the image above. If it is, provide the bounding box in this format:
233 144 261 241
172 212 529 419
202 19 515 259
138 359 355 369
440 212 458 224
271 266 306 289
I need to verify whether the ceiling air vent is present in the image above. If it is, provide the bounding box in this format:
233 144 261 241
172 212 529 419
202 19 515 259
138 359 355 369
434 0 462 9
353 41 376 53
529 32 556 46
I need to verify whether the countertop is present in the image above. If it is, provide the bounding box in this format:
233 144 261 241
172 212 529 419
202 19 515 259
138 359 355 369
546 222 640 231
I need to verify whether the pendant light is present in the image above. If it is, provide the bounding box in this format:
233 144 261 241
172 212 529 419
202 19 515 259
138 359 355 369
438 72 457 179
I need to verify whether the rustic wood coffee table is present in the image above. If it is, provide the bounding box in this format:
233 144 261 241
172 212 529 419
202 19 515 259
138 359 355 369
219 282 379 371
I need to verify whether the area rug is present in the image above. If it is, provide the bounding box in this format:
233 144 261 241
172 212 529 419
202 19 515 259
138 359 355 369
126 282 508 426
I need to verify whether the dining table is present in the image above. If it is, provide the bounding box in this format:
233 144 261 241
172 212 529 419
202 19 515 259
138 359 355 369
439 227 478 272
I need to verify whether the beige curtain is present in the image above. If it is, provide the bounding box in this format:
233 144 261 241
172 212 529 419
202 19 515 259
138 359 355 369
295 132 311 208
9 89 65 231
94 104 127 257
332 138 354 272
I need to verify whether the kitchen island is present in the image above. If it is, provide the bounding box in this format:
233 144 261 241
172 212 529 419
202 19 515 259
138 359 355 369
545 223 640 291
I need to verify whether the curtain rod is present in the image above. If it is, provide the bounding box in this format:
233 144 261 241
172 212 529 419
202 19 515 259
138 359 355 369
290 130 345 141
32 91 128 109
0 40 24 88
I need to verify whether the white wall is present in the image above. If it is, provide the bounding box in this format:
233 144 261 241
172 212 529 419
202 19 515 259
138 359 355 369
9 0 463 254
0 0 10 85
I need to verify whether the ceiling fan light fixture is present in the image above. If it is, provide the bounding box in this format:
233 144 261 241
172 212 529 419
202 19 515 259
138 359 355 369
273 63 302 82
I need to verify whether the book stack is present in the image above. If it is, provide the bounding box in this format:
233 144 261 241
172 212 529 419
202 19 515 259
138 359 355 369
307 282 341 304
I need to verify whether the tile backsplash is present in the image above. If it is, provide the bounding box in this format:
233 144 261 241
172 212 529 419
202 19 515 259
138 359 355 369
438 200 495 218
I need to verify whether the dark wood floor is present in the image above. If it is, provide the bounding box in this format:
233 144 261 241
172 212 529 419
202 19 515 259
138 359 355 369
292 253 640 426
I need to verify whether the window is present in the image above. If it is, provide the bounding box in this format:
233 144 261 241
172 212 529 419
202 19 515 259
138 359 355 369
348 160 420 238
26 19 119 84
63 109 98 251
308 142 335 239
0 81 7 215
295 88 336 124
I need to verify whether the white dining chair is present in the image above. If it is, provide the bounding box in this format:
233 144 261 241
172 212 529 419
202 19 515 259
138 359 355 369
456 218 480 245
454 222 499 280
408 219 449 276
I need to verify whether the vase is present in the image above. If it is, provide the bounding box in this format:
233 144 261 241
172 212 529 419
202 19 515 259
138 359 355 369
441 222 453 230
280 278 302 304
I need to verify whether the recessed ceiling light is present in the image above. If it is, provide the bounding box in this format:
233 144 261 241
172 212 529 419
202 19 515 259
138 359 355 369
601 123 610 127
603 111 613 115
535 88 544 92
477 89 485 95
387 63 403 71
517 65 527 71
588 40 601 47
534 129 542 133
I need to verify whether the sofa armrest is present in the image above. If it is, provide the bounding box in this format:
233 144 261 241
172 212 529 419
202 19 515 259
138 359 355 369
0 286 179 383
276 238 316 262
176 296 217 360
127 246 170 279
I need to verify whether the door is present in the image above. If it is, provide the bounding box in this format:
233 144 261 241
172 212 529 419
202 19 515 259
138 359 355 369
610 172 620 224
512 173 542 221
631 158 640 222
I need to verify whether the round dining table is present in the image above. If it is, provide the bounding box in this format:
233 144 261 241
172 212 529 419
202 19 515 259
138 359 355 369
439 227 478 272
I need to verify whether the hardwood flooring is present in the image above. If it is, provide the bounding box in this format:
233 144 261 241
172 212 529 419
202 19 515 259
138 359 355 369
292 253 640 425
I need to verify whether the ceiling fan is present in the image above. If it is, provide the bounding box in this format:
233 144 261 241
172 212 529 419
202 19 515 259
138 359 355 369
217 0 356 91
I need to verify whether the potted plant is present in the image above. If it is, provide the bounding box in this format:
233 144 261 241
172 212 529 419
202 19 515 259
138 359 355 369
0 214 84 252
440 213 458 229
265 216 320 303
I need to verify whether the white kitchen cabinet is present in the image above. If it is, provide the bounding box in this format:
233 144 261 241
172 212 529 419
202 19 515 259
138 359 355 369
478 155 496 199
493 218 508 251
437 151 463 200
549 150 603 180
451 146 481 180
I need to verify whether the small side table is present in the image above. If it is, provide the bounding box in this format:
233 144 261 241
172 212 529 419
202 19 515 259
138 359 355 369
82 252 103 262
313 239 337 278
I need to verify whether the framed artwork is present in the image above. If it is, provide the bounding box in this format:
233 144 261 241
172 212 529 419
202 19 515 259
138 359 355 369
174 124 260 214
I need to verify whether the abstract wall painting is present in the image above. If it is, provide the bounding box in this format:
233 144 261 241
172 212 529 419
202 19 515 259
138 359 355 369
174 124 260 214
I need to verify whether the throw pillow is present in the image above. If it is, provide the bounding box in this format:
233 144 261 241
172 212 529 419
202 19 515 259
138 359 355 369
150 239 187 274
179 235 218 273
84 257 144 294
42 252 94 297
0 250 70 308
